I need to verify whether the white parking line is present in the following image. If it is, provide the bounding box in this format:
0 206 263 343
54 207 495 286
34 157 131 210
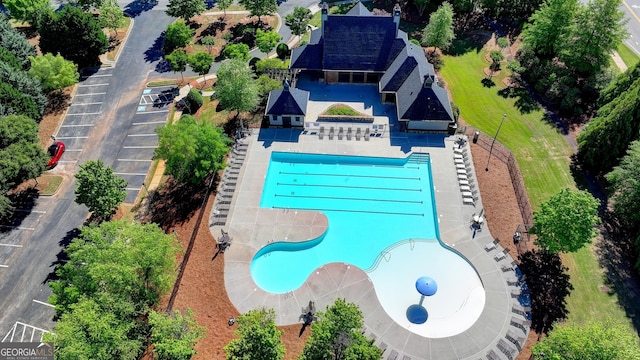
54 136 88 139
60 124 94 127
13 209 46 214
65 149 83 152
132 121 166 125
71 102 102 106
123 146 156 149
57 160 76 163
0 243 23 247
78 83 109 87
88 74 113 77
0 265 8 268
32 299 55 308
66 112 101 116
114 172 147 176
0 225 35 230
117 159 152 162
74 92 106 96
137 110 169 114
126 187 142 191
127 134 157 137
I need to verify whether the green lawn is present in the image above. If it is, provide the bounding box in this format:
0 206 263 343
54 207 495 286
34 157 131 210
440 47 574 207
439 41 634 330
616 43 640 68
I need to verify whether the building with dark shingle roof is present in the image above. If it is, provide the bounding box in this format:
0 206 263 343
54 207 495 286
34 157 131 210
268 2 455 132
265 81 309 127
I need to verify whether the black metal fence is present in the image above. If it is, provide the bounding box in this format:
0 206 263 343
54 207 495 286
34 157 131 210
458 126 534 228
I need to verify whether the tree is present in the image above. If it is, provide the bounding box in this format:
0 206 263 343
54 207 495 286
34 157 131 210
28 53 79 91
256 74 282 99
214 59 260 118
155 115 231 184
149 309 205 360
606 140 640 232
223 43 251 61
48 220 181 315
420 2 455 55
164 21 194 52
285 6 312 37
520 0 577 58
188 51 214 81
299 298 383 360
182 89 204 114
239 0 278 23
577 78 640 174
0 82 41 120
559 0 627 76
217 0 233 16
532 320 640 359
0 61 48 117
255 57 288 74
414 0 430 16
44 298 143 360
201 35 215 54
74 160 127 220
3 0 50 26
530 188 600 253
166 48 189 81
38 5 108 68
488 50 504 79
0 15 37 69
0 46 24 71
0 194 12 221
255 29 281 54
0 115 47 192
99 0 126 37
165 0 205 22
224 308 285 360
518 250 573 336
74 0 105 11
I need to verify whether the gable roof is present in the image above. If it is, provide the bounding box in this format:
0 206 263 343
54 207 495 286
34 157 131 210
265 84 309 116
346 1 372 16
396 69 453 121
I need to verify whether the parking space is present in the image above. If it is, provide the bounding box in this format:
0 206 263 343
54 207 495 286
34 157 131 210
0 199 53 269
2 321 50 342
113 86 176 203
53 68 114 166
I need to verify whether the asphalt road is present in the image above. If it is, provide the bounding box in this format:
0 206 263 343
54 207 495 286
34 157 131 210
621 0 640 55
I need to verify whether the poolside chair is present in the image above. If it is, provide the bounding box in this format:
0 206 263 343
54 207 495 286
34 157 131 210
460 185 471 192
459 179 470 186
458 175 468 182
364 128 370 141
463 197 475 206
454 153 464 159
497 339 517 360
510 317 531 333
486 349 501 360
454 158 465 164
387 350 398 360
494 252 507 262
338 127 344 140
506 329 525 351
319 127 325 139
356 128 362 140
462 191 474 198
484 242 497 251
347 127 352 140
457 168 467 175
456 163 466 170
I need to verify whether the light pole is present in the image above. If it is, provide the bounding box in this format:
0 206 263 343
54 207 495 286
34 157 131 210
485 114 507 171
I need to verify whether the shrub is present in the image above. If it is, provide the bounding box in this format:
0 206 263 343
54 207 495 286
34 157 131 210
164 21 194 52
255 57 288 74
276 43 290 59
222 43 250 61
183 89 203 114
325 105 359 116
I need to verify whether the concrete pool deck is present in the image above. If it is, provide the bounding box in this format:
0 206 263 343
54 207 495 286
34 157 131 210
210 129 530 360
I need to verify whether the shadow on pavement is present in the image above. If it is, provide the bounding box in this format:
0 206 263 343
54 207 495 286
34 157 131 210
124 0 158 17
42 228 81 285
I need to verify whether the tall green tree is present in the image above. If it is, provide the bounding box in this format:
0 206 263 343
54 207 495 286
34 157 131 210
0 115 47 191
149 309 205 360
532 320 640 359
606 140 640 232
224 308 285 360
0 15 37 69
3 0 50 26
214 59 260 118
74 160 127 220
44 298 143 360
239 0 278 23
0 194 12 221
217 0 233 16
188 51 214 81
155 115 231 184
299 298 382 360
255 29 281 54
223 43 251 61
201 35 216 54
0 46 24 71
577 78 640 174
559 0 627 76
165 0 205 22
519 250 573 335
0 82 41 120
99 0 127 37
420 2 455 55
530 188 600 253
166 48 189 81
49 220 181 315
28 53 79 91
414 0 430 16
164 21 194 52
38 5 108 68
520 0 577 58
0 61 48 117
285 6 312 37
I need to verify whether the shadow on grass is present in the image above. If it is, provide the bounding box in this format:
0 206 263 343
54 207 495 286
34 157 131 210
497 85 541 114
481 78 496 88
445 33 489 56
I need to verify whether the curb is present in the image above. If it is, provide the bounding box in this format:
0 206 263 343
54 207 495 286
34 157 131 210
100 17 135 67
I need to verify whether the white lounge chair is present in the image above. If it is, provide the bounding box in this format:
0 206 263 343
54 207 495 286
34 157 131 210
460 185 471 192
459 179 469 186
457 169 467 175
456 163 466 169
462 191 473 197
462 197 475 205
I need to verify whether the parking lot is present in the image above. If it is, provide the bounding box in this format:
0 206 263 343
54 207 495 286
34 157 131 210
113 85 176 203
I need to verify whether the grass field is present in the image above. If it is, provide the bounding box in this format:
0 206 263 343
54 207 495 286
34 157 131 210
439 38 634 330
617 43 640 68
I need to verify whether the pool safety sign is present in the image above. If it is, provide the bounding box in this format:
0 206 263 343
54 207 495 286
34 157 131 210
0 343 53 360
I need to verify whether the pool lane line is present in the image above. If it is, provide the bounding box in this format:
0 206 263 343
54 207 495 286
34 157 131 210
271 205 425 217
273 194 424 204
277 183 423 192
278 171 421 181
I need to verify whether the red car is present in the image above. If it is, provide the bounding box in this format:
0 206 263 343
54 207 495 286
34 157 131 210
47 141 65 169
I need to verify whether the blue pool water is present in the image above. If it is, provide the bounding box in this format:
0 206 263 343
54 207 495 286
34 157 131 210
251 152 440 293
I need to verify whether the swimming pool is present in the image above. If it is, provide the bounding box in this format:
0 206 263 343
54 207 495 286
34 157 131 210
253 152 438 292
252 151 485 338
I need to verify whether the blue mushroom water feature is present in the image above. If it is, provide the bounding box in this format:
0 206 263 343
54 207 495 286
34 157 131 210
407 276 438 324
